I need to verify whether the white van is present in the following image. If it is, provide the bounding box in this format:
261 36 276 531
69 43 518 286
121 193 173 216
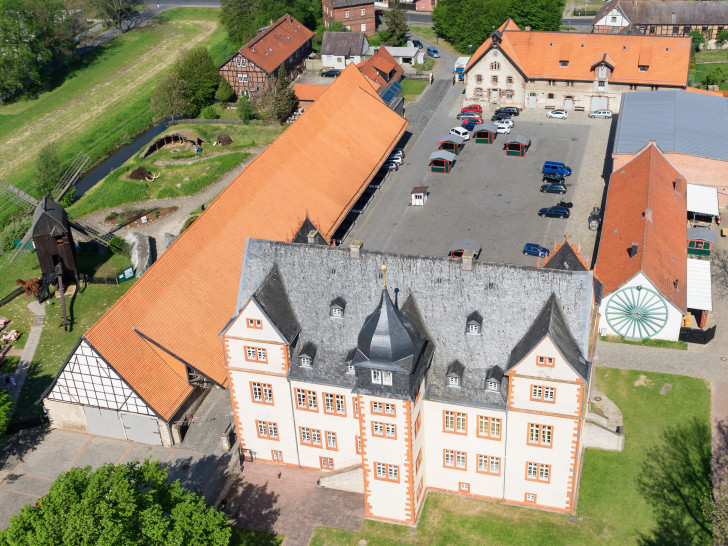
450 127 470 141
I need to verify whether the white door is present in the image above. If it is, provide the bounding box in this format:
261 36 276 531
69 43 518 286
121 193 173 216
120 413 162 445
491 89 499 102
83 407 126 439
528 93 537 109
590 96 608 111
361 23 366 32
564 97 573 110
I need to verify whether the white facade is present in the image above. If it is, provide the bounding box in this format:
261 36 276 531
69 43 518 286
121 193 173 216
593 8 630 32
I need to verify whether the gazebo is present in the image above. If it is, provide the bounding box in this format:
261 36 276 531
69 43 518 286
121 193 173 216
429 150 456 173
503 134 531 157
439 134 465 155
473 122 497 144
687 227 716 256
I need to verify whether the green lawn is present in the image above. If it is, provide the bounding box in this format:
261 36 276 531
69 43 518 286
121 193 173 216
690 61 728 90
599 334 687 351
408 26 460 57
695 49 728 63
0 8 236 226
310 369 710 545
401 80 428 101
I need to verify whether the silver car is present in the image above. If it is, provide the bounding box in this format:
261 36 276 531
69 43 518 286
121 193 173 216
547 109 568 119
588 109 613 119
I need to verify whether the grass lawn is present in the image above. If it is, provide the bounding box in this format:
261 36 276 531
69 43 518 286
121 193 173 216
68 123 284 217
599 334 688 351
695 49 728 63
0 8 236 226
230 528 284 545
408 26 460 57
401 80 428 101
310 369 710 545
690 60 728 90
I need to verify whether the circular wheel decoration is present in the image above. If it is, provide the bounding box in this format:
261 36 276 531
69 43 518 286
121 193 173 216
605 286 668 339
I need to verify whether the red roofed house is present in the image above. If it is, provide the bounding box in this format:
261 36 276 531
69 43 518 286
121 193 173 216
293 83 328 110
356 47 404 114
41 65 408 446
323 0 376 35
219 14 314 97
463 19 690 113
594 142 688 341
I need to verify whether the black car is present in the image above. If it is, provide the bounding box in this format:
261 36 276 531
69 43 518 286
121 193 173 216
320 69 340 78
538 206 570 219
495 107 520 117
491 113 512 122
542 172 566 184
540 183 567 194
412 39 423 49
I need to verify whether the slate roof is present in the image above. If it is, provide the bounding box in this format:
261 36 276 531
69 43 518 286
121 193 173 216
332 0 373 7
238 14 314 75
321 32 367 57
593 0 728 27
253 265 301 343
32 197 69 238
234 239 594 409
613 90 728 162
506 294 589 382
543 240 604 305
594 142 687 312
465 18 690 87
81 65 407 420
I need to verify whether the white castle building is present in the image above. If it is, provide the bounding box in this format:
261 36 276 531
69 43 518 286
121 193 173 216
222 239 598 524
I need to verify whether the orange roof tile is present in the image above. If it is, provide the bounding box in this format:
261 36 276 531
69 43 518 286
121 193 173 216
240 14 314 75
293 83 330 102
83 65 407 420
465 18 690 86
594 143 687 311
685 86 725 97
357 47 404 89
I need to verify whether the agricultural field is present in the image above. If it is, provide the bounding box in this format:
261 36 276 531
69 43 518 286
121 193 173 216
0 8 237 226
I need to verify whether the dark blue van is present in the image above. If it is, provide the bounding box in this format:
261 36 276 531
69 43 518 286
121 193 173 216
542 161 572 176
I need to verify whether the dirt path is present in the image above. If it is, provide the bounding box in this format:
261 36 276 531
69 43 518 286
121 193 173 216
153 149 243 165
0 19 216 181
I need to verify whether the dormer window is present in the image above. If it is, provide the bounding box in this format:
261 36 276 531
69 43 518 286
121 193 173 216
330 297 346 318
446 360 464 388
448 376 460 387
300 356 312 368
299 342 316 368
466 311 483 335
383 372 393 386
372 370 382 384
347 364 355 374
485 365 503 392
486 379 499 391
639 65 649 72
560 60 568 67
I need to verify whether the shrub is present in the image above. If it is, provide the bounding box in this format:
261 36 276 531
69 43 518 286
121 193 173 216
59 187 75 208
180 215 199 234
108 236 130 256
237 93 253 124
199 105 220 119
215 77 235 103
0 216 32 252
36 143 64 199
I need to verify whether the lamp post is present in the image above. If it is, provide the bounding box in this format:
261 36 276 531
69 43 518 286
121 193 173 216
468 44 473 56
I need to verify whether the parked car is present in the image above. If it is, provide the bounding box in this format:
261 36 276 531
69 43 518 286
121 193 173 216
461 122 477 131
494 117 513 128
381 162 399 171
461 104 483 114
491 113 511 122
538 206 570 219
389 150 405 160
412 39 423 49
542 172 566 184
391 147 405 158
427 46 440 58
523 243 549 257
588 109 612 119
547 109 568 119
457 111 481 120
387 155 404 165
320 69 340 78
495 107 519 117
495 124 511 135
463 117 483 126
375 8 384 15
450 127 470 140
540 183 567 194
542 161 572 176
589 207 601 230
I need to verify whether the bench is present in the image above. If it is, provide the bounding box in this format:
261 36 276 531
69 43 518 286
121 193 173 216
0 344 11 365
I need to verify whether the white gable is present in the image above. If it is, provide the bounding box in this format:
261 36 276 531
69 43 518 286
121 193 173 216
224 298 288 344
46 340 154 416
507 337 585 383
595 8 630 27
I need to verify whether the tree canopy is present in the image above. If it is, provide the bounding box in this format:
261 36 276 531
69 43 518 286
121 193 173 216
35 143 65 198
0 390 12 441
432 0 564 53
173 47 220 116
91 0 135 32
272 67 298 120
220 0 321 47
150 72 192 121
384 0 409 47
0 459 231 545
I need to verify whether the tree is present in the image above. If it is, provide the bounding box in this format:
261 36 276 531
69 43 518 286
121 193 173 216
384 0 409 46
173 47 219 116
215 76 235 103
252 84 275 120
0 459 231 545
510 0 565 32
91 0 134 32
220 0 259 46
433 0 510 53
149 72 191 121
704 66 726 87
237 92 253 123
689 29 706 52
636 419 714 545
328 19 345 32
0 390 12 441
35 143 64 198
272 67 298 120
717 29 728 45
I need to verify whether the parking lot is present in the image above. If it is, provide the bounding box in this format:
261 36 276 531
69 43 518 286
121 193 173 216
346 86 615 267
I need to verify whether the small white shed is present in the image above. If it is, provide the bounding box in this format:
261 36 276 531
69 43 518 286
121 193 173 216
411 186 428 206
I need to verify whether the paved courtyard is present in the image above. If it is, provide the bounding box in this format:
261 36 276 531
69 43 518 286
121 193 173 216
347 90 615 267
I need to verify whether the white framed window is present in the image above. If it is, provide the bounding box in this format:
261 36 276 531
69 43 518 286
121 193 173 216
371 370 382 384
490 457 500 474
383 372 392 386
246 347 255 359
526 493 536 502
384 403 395 415
444 411 454 431
296 389 306 408
325 393 334 413
257 348 266 361
388 465 398 481
262 383 272 403
456 451 466 468
360 23 366 32
252 382 262 401
307 391 317 411
448 376 460 387
527 462 538 479
467 323 480 334
312 429 321 446
529 424 552 447
373 422 384 436
300 356 312 368
532 385 543 400
360 7 365 15
331 307 343 317
236 58 243 67
345 9 349 18
444 449 454 466
268 422 278 439
257 421 267 437
486 380 498 391
301 427 311 443
335 395 346 415
478 416 501 439
327 431 337 449
460 482 469 491
456 412 466 433
347 364 355 374
540 465 550 481
372 401 383 413
385 423 396 437
376 462 387 478
544 387 555 401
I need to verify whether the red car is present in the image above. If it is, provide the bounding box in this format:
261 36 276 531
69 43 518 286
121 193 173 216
461 104 482 114
375 9 384 15
463 117 482 126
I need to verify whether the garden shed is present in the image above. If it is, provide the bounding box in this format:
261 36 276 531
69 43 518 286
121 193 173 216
504 134 531 156
438 134 465 155
429 150 456 173
687 183 720 225
687 227 716 257
411 186 428 206
687 258 712 328
473 122 497 144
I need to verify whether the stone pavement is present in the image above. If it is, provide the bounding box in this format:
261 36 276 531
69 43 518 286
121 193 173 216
4 301 45 410
228 461 364 546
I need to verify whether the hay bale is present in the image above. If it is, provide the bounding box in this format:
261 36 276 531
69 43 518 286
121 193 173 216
129 166 152 180
217 134 233 146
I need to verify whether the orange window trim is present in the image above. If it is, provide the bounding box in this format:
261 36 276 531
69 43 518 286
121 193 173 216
524 492 538 504
373 462 400 483
530 384 557 404
325 430 339 451
299 426 323 448
355 435 362 454
323 392 337 415
477 416 502 441
536 355 555 367
525 462 552 484
476 454 502 476
443 410 467 435
249 381 274 405
443 449 468 471
353 397 359 418
527 423 554 448
247 318 263 329
294 388 319 413
244 345 268 363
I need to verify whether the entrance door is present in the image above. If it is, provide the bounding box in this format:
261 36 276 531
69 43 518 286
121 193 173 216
528 93 537 109
490 89 499 102
120 413 162 445
83 407 126 439
564 97 573 110
590 96 608 111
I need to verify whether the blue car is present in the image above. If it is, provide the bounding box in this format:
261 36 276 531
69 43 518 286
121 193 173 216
523 243 549 257
461 122 476 131
538 206 570 219
542 161 572 176
427 46 440 58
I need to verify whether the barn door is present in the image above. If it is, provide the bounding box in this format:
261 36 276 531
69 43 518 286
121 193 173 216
528 93 537 109
590 96 608 111
120 413 162 445
83 407 126 439
564 97 573 110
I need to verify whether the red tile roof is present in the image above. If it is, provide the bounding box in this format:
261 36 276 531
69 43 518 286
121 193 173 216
466 18 690 86
83 65 407 420
240 14 314 75
594 143 687 311
357 47 404 89
293 83 330 102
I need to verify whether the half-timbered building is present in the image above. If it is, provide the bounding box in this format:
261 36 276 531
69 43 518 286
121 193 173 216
219 14 314 97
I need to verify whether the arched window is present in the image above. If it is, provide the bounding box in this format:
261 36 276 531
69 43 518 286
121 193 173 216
475 88 483 97
490 61 500 70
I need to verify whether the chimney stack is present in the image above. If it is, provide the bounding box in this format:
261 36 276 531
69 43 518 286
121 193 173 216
462 250 475 271
630 242 639 258
525 26 531 32
674 176 682 193
307 229 318 244
350 240 363 259
644 208 653 222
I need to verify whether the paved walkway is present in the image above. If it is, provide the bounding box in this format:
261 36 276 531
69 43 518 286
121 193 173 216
3 301 45 410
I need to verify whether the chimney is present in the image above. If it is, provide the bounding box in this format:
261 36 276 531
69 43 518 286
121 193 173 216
270 19 274 26
307 229 318 244
630 242 639 258
462 249 475 271
674 176 682 193
644 208 653 222
671 12 676 24
350 240 363 259
525 26 531 32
